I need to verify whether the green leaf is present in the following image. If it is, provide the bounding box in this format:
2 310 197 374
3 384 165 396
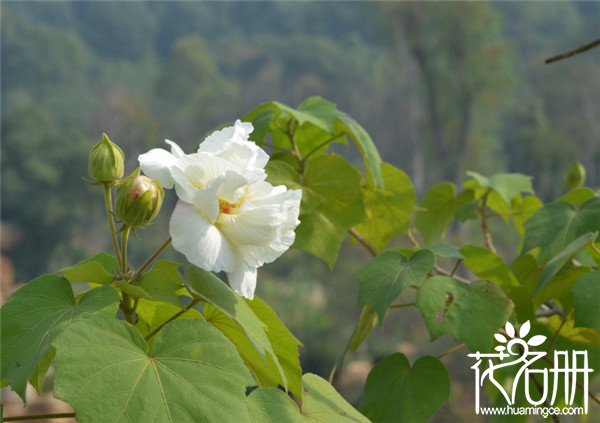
536 232 598 293
349 305 379 352
558 187 596 206
414 182 460 244
417 276 513 352
54 317 252 422
0 275 119 401
511 195 543 237
268 154 365 268
114 280 151 299
522 197 600 260
244 97 383 188
430 243 465 259
138 261 185 306
536 267 589 311
29 348 55 394
336 110 383 189
460 246 533 321
466 171 533 204
204 296 303 399
354 163 416 252
59 252 117 284
184 266 280 370
247 373 370 422
360 353 450 423
572 272 600 332
358 249 434 322
510 254 540 294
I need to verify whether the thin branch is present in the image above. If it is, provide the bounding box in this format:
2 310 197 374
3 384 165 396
545 37 600 64
3 413 76 422
145 299 200 341
348 228 377 257
132 236 172 284
437 343 466 360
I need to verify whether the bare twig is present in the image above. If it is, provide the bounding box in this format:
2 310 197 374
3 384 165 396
545 38 600 64
132 236 172 283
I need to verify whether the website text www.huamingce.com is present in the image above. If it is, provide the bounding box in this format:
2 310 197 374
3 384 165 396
478 405 585 418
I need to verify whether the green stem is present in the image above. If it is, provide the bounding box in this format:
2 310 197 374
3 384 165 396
145 299 200 341
102 183 121 267
121 226 131 274
3 413 76 422
132 236 172 284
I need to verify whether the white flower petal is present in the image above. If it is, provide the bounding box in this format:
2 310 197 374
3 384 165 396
165 139 186 158
219 206 281 246
227 264 257 299
170 201 236 273
138 148 178 189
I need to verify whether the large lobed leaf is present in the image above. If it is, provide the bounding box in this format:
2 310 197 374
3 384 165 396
244 96 383 189
184 266 289 391
0 275 119 401
53 317 252 422
267 154 365 268
354 163 416 253
204 296 303 399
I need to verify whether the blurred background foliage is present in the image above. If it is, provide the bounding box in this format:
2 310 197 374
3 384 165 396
1 2 598 419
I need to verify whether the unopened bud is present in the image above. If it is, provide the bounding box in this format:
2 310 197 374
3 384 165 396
563 161 586 190
116 169 164 228
89 133 125 183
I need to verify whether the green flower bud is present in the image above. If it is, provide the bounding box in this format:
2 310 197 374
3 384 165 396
563 161 586 190
89 133 125 183
116 169 164 228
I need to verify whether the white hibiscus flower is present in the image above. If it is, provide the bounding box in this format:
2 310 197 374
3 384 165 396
139 120 301 299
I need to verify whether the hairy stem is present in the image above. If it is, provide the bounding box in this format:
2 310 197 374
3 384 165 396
3 413 76 422
145 299 200 341
132 236 172 284
102 183 121 267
